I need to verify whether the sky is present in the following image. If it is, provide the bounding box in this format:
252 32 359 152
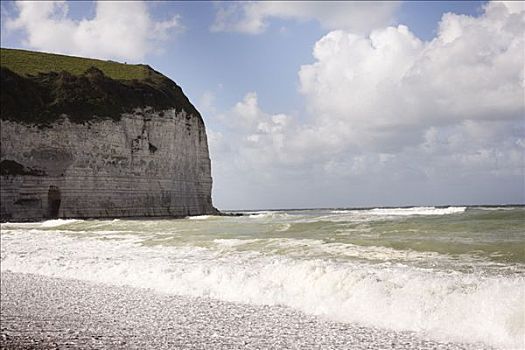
1 1 524 210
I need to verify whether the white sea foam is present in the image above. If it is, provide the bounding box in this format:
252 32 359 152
477 206 517 211
368 207 467 216
329 207 467 218
1 229 523 349
263 238 446 262
188 215 213 220
213 238 260 247
0 219 82 230
298 207 468 224
246 211 292 220
40 219 84 227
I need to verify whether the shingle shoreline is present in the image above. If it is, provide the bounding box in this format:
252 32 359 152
0 272 494 350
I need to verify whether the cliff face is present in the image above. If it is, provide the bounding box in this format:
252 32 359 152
0 49 217 221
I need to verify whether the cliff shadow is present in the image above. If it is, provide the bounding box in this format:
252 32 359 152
47 185 61 219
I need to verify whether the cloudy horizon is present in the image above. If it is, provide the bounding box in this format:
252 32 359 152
1 1 523 210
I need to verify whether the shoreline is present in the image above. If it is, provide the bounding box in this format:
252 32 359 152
0 272 495 350
3 204 522 223
0 211 244 224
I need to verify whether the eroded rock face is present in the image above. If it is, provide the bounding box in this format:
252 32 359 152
0 108 217 221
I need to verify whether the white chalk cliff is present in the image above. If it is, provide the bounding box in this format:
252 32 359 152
0 49 217 221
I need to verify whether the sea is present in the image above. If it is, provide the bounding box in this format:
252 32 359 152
1 206 524 349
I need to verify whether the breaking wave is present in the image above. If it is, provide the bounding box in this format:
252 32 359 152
1 229 523 349
330 206 467 216
187 215 213 220
368 206 467 216
247 211 290 219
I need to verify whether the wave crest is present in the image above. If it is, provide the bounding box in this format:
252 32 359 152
1 230 522 349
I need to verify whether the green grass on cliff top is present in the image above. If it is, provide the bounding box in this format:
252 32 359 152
0 48 150 81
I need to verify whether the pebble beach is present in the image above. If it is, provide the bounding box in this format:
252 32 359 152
1 272 495 350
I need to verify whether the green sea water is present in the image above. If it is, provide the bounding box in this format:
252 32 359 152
1 206 524 348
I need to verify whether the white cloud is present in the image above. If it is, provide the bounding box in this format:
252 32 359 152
210 92 297 169
297 1 524 152
209 1 525 209
211 1 400 34
5 1 183 61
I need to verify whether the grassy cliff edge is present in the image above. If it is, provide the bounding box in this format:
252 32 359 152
0 48 201 124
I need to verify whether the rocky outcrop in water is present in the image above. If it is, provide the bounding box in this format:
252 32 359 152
0 49 217 221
